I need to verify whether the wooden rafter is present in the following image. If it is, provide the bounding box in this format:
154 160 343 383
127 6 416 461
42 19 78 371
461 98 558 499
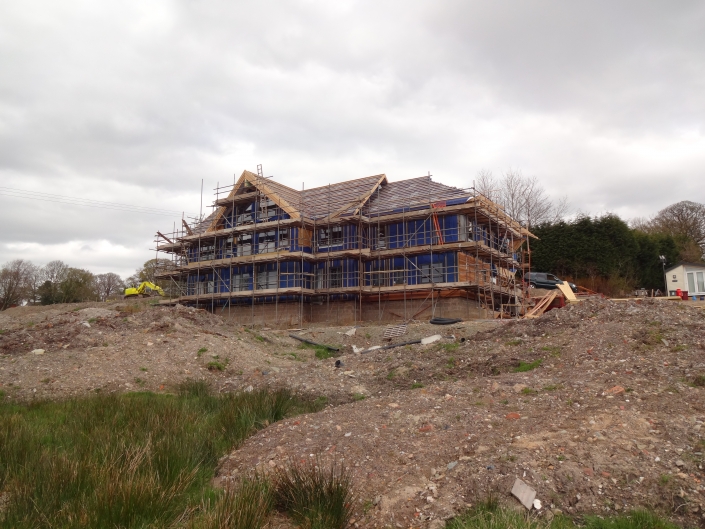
320 174 387 222
157 231 173 244
205 170 302 233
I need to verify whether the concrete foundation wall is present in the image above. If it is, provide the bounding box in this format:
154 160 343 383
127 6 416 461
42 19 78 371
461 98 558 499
212 296 490 327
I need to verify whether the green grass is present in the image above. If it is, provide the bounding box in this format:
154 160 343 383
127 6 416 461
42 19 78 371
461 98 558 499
447 498 574 529
693 375 705 387
411 382 424 389
386 369 396 380
0 382 322 528
353 393 366 401
254 334 265 342
541 345 561 356
88 318 97 323
207 360 226 371
297 342 337 360
447 500 678 529
447 356 456 368
514 359 542 372
443 342 460 352
521 387 538 395
193 475 273 529
543 384 562 391
197 347 208 356
506 339 522 346
583 510 680 529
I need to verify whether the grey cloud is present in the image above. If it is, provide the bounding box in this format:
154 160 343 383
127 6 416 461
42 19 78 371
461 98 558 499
1 0 704 272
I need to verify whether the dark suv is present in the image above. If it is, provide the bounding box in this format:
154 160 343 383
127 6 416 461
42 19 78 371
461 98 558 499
523 272 578 293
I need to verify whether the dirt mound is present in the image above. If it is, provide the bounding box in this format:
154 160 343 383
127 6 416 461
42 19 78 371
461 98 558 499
219 299 705 528
3 298 705 527
0 302 281 399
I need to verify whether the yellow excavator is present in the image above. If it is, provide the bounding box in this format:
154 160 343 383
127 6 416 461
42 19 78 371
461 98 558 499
124 282 165 299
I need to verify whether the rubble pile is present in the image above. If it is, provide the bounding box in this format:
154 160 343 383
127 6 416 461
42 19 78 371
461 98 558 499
2 298 705 527
220 299 705 528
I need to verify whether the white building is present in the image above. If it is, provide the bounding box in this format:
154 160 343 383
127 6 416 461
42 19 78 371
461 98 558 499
665 261 705 300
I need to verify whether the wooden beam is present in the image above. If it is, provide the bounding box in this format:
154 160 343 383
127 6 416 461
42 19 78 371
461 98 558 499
321 174 387 222
182 219 193 236
157 231 173 244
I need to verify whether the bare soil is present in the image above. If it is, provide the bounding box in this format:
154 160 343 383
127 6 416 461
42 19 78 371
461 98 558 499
2 298 705 528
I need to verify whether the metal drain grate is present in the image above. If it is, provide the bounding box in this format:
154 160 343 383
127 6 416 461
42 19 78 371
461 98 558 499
383 324 408 338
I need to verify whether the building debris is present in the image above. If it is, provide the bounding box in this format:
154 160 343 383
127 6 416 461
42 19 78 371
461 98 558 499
511 478 537 510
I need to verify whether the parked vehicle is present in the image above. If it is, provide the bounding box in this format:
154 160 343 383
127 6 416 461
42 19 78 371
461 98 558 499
522 272 578 293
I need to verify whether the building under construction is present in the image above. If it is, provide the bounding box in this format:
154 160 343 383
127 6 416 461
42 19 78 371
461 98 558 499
154 168 535 327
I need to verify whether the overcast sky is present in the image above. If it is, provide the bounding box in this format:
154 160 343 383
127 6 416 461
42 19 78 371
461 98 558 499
1 1 703 278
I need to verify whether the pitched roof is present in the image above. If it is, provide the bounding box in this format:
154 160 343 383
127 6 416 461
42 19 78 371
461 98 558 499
301 174 386 219
366 176 470 216
210 171 476 223
665 261 705 273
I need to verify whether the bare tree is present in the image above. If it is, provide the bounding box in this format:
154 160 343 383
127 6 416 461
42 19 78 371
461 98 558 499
24 263 43 305
633 201 705 260
475 169 568 227
41 260 69 284
39 260 70 305
0 259 34 310
95 273 125 301
475 169 499 203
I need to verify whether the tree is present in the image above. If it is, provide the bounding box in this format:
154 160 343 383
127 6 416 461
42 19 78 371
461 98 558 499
23 263 43 305
39 260 70 304
475 169 568 227
126 258 173 286
633 201 705 261
95 273 125 301
531 214 680 295
58 268 97 303
0 260 34 310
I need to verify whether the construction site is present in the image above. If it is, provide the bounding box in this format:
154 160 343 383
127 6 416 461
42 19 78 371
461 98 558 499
154 167 535 327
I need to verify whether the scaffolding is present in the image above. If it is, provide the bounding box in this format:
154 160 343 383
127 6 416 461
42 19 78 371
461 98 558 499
153 169 534 327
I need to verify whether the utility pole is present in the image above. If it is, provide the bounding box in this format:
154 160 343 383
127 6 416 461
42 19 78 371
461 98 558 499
659 255 667 296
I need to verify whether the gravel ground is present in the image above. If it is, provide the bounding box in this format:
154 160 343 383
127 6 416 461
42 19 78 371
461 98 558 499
2 298 705 528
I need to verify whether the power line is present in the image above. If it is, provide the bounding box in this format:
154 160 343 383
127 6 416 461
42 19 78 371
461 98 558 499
0 186 198 217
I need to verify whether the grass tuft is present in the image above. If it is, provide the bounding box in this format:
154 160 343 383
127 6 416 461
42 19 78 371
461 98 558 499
274 459 354 529
514 359 542 372
194 475 273 529
297 342 337 360
207 361 226 371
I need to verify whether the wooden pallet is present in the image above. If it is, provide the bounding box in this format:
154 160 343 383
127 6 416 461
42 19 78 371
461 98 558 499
524 291 557 319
